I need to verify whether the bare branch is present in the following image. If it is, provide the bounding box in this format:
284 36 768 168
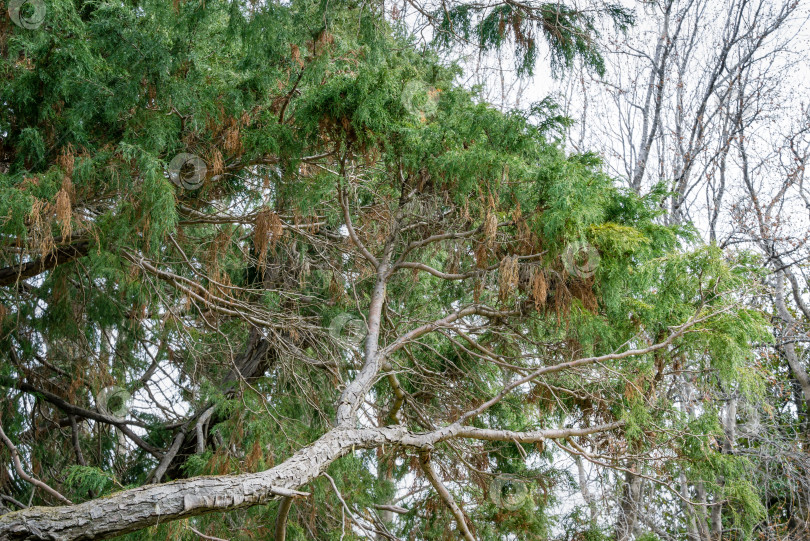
0 422 72 504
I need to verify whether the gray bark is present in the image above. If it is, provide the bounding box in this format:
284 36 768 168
576 456 597 524
0 420 622 540
616 469 643 541
775 272 810 417
0 426 408 540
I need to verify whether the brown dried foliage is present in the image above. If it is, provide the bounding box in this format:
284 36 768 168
570 278 598 313
551 273 571 322
29 197 54 258
530 268 548 310
55 178 74 240
254 208 283 272
498 256 519 304
474 276 484 303
223 124 242 154
56 146 75 178
483 210 498 250
209 147 224 176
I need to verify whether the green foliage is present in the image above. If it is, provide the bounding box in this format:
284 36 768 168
433 1 634 76
724 478 767 537
0 1 782 540
64 466 118 500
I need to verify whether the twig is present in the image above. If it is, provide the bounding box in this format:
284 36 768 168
69 415 87 467
372 503 408 515
188 525 229 541
0 423 72 504
322 472 376 539
0 494 27 510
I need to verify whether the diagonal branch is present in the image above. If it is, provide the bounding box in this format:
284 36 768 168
338 177 379 268
0 422 72 504
1 376 163 458
0 417 629 540
0 240 90 287
273 496 294 541
454 310 711 426
322 472 377 539
418 452 476 541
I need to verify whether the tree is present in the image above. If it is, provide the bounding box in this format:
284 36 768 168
0 1 775 539
547 1 810 536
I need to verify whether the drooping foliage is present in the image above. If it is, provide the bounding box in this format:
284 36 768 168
0 1 779 540
430 1 634 76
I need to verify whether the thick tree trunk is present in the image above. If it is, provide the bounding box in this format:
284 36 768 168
774 272 810 422
0 426 412 540
616 469 643 541
0 417 621 539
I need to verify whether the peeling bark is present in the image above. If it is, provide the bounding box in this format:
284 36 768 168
0 426 403 540
0 421 623 539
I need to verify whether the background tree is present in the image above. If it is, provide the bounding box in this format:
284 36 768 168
545 0 810 537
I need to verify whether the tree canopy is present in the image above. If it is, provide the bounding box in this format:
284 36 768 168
0 1 805 540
